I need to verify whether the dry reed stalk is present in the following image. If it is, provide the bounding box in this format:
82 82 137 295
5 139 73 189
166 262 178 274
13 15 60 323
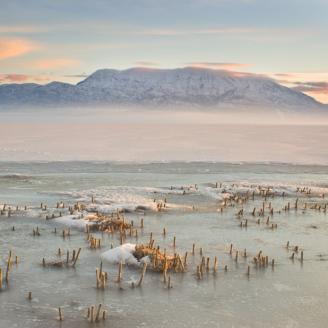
95 304 102 322
137 262 147 287
58 307 63 321
117 261 123 283
90 305 95 323
72 248 81 267
213 256 218 273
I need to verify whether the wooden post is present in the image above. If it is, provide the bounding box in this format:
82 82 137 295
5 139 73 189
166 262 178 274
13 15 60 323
99 261 103 278
96 269 100 289
72 248 81 267
183 252 188 267
192 243 195 255
137 262 147 287
167 275 172 289
58 307 63 321
95 304 102 322
90 305 95 323
163 268 167 284
117 261 123 283
196 265 201 279
6 251 12 283
87 307 90 319
101 272 106 289
213 256 218 273
163 257 168 283
28 291 32 300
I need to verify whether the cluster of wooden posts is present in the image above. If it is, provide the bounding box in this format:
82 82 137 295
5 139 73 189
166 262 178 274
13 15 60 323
0 250 18 291
88 234 102 249
54 305 107 323
32 226 41 236
86 304 107 323
286 241 304 262
196 254 220 280
227 183 328 232
41 248 81 268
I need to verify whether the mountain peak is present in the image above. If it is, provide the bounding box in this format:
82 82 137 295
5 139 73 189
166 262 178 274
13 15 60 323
0 67 325 110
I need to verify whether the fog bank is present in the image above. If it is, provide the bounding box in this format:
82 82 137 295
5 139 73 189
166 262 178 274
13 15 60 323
0 107 327 163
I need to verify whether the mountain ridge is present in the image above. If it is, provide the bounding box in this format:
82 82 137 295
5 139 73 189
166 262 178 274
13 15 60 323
0 67 326 111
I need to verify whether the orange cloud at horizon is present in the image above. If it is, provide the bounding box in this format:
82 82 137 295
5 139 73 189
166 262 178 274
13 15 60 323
304 91 328 104
187 62 249 71
134 61 159 67
0 73 50 84
0 38 38 60
272 71 328 104
32 58 80 70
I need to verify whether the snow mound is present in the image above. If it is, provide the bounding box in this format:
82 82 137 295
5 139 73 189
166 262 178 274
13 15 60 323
52 214 97 229
101 243 149 266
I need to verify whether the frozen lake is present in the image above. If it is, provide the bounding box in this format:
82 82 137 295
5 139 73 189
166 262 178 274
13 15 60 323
0 161 327 327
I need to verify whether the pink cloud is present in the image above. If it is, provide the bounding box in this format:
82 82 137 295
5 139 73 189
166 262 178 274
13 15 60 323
292 81 328 95
0 74 29 82
32 58 80 70
0 73 50 84
269 72 328 103
0 37 38 60
186 62 249 71
274 73 296 78
134 61 159 67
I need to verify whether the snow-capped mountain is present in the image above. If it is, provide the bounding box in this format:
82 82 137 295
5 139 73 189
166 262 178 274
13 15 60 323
0 67 325 110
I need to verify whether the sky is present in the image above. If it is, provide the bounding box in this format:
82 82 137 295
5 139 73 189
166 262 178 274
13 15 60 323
0 0 327 103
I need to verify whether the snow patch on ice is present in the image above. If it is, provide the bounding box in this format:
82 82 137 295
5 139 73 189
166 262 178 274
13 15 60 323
52 214 97 229
101 243 150 267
